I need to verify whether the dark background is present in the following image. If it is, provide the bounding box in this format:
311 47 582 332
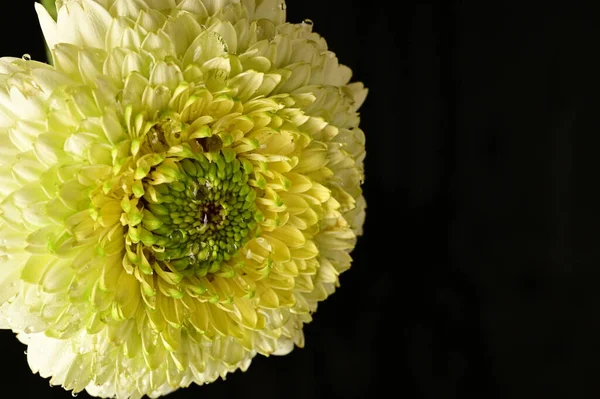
2 1 600 398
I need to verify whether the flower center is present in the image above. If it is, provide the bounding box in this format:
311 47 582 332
140 154 258 277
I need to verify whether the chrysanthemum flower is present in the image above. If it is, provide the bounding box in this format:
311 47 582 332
0 0 367 397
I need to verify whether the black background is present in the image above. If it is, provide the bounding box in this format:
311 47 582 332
2 1 600 398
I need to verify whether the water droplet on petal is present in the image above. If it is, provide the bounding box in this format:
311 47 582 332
22 54 31 61
302 19 314 27
72 392 78 397
23 351 27 355
279 3 287 10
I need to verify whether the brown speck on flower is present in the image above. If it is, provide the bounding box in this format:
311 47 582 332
197 135 223 153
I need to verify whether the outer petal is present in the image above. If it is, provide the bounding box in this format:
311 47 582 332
56 0 113 49
35 2 59 51
244 0 286 25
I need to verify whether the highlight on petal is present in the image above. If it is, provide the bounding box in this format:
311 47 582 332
0 1 367 399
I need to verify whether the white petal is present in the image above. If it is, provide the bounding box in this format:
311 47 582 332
142 85 172 116
77 48 106 86
0 294 47 332
30 68 74 95
202 0 235 15
253 0 286 25
278 62 310 93
145 0 177 10
9 86 45 121
210 21 238 54
177 0 209 18
121 51 146 78
57 0 113 49
228 70 262 101
150 62 183 91
27 333 75 382
0 258 21 304
163 12 204 57
52 43 80 77
182 31 228 67
35 2 58 51
322 54 352 86
345 82 368 112
105 15 133 50
109 0 149 19
141 31 177 60
136 9 167 33
273 337 295 355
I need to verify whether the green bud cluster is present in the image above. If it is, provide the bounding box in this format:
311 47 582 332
141 152 258 276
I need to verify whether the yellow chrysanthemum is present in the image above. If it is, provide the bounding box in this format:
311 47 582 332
0 0 367 398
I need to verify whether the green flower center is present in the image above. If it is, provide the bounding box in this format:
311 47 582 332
141 153 258 277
